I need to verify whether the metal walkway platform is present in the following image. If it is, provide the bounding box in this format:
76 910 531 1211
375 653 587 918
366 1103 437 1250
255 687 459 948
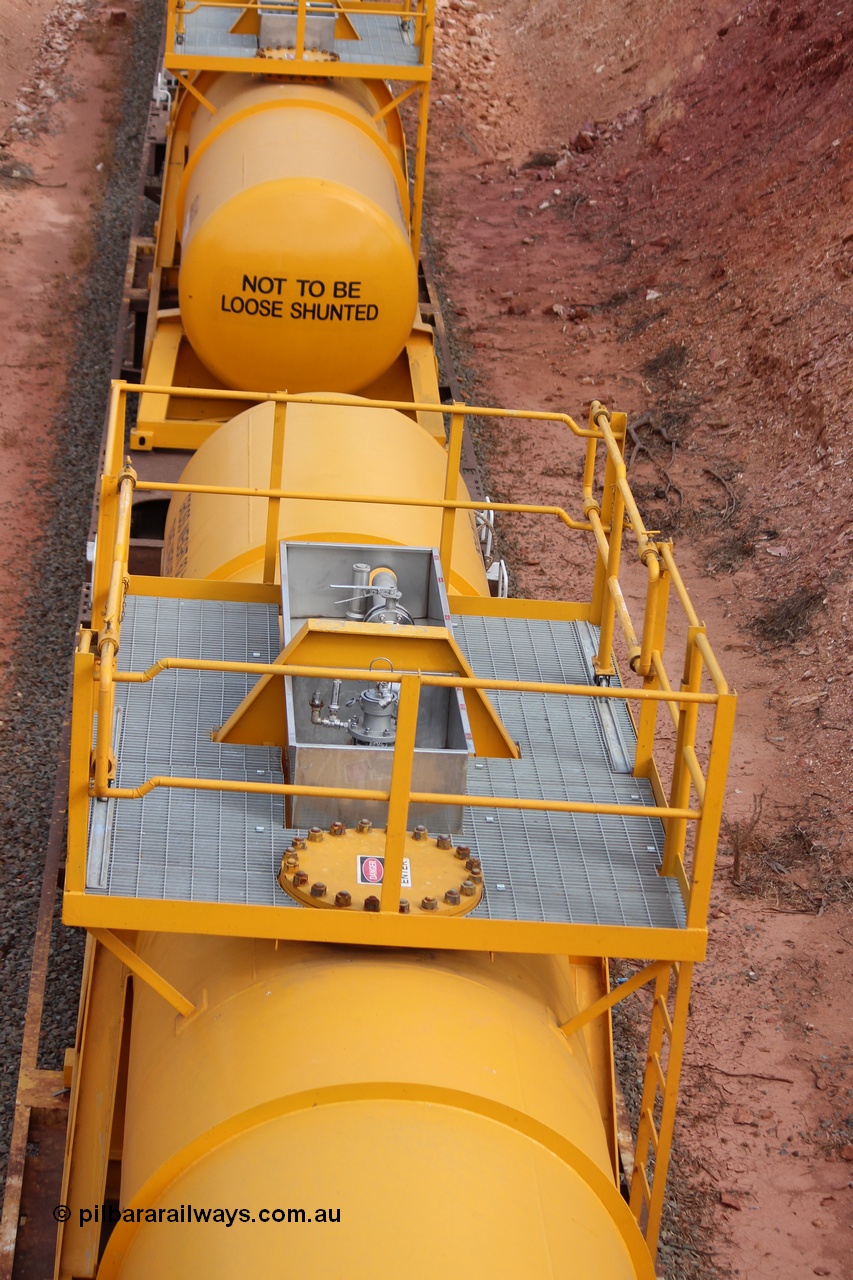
86 597 684 931
178 6 423 67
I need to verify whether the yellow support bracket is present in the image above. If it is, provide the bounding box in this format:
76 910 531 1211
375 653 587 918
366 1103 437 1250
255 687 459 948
213 618 521 760
172 70 216 114
559 961 669 1039
89 929 196 1019
372 83 418 123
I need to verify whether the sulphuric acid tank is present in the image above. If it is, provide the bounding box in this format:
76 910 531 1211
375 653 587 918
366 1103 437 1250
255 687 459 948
161 399 490 596
176 76 419 394
99 939 653 1280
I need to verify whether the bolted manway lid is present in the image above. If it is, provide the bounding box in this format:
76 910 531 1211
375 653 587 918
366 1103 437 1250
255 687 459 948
277 823 484 915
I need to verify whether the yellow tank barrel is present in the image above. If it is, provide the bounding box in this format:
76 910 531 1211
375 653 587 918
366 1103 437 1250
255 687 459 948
178 77 418 394
101 940 653 1280
161 399 490 596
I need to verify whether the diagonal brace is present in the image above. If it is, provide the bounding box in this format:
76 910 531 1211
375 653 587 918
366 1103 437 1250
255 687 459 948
560 960 670 1039
89 928 195 1018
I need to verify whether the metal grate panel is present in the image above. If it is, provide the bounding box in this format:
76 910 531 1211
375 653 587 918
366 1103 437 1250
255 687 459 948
89 596 299 909
88 599 682 930
178 7 422 66
452 616 682 929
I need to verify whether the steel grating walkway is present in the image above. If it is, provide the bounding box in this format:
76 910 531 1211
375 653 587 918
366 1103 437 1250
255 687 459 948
87 597 685 930
178 6 423 66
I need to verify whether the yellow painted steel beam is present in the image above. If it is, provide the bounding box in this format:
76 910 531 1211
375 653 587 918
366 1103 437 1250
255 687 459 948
634 556 671 776
112 653 721 706
94 466 135 793
559 962 670 1039
439 408 464 571
56 939 128 1278
685 689 737 930
163 54 433 82
135 318 184 449
63 891 709 962
594 448 625 679
380 674 420 911
114 379 603 438
211 661 289 748
658 541 701 627
97 771 701 821
171 70 216 113
569 958 619 1180
682 743 707 805
694 630 729 694
262 400 287 583
451 594 594 622
372 82 418 123
88 929 195 1019
128 576 279 603
135 476 595 530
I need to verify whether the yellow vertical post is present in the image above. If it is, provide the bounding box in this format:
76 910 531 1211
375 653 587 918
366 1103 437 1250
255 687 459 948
92 385 128 621
439 408 464 574
686 690 736 929
594 473 624 681
67 649 96 892
381 674 420 912
263 399 287 583
410 73 432 261
661 626 704 878
105 381 127 477
585 436 607 623
634 552 671 777
295 0 307 59
593 454 617 631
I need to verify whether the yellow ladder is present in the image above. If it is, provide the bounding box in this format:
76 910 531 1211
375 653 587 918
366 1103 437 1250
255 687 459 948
629 959 694 1256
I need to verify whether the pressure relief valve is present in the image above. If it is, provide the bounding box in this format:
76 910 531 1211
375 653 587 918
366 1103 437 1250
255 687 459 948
309 672 399 747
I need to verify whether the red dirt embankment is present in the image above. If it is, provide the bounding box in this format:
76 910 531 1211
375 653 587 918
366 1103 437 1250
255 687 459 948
428 1 853 1276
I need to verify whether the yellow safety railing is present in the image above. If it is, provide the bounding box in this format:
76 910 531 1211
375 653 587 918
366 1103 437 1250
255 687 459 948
86 382 734 928
164 0 436 250
167 0 434 70
86 647 723 920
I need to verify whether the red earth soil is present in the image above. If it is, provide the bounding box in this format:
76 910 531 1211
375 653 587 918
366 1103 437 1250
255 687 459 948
0 1 851 1277
426 0 853 1276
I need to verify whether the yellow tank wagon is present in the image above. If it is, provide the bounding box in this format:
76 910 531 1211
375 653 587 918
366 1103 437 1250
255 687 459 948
0 4 735 1279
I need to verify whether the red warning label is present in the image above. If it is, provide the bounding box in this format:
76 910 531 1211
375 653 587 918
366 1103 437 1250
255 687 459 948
356 857 412 887
357 856 384 885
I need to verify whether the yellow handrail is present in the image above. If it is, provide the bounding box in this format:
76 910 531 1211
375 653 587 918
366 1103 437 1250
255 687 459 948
87 383 733 921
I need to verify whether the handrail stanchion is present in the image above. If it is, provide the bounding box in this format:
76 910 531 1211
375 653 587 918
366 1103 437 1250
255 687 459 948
381 674 421 912
295 0 307 59
635 551 671 779
93 464 136 796
263 398 287 583
439 407 464 574
594 448 623 681
661 627 705 881
686 690 737 929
